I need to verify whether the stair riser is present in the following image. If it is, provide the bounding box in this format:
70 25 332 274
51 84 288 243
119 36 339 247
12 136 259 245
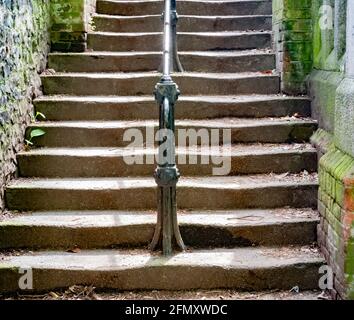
0 261 322 292
26 123 317 147
93 15 272 33
0 220 318 250
41 75 280 96
48 53 275 73
5 184 318 211
96 0 273 16
88 32 271 52
34 99 311 121
17 151 317 177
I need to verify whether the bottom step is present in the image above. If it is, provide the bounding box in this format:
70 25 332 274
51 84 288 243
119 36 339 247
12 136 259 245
0 247 324 293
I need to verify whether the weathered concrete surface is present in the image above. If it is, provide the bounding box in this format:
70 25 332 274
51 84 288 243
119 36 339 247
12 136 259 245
17 144 317 177
41 72 280 96
5 174 318 211
334 78 354 158
34 95 311 121
48 50 275 73
88 31 272 52
0 246 323 293
96 0 273 16
93 14 272 33
309 70 344 133
26 118 317 147
0 209 319 249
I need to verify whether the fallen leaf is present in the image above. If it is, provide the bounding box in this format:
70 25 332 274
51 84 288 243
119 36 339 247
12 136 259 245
49 292 59 299
290 286 300 293
67 248 81 253
261 70 273 74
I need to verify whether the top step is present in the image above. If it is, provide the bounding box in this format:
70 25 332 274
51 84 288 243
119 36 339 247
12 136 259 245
96 0 273 16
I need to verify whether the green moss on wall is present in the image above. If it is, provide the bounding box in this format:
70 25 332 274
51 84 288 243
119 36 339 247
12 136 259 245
273 0 313 94
319 147 354 299
0 0 50 211
312 0 346 71
50 0 96 52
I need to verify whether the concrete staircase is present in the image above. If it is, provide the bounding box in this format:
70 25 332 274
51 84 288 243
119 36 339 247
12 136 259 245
0 0 324 293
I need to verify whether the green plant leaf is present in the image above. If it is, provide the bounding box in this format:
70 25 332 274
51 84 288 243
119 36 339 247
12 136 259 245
30 129 46 139
35 112 46 120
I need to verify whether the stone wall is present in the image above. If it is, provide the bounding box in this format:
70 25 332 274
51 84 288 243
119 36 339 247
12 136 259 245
309 0 346 134
309 0 354 299
0 0 96 212
0 0 50 211
272 0 313 94
50 0 96 52
274 0 354 299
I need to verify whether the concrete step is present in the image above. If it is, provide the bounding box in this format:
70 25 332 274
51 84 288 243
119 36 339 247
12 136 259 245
48 50 275 73
96 0 273 16
41 72 280 96
0 246 323 293
26 118 317 148
0 209 319 249
34 95 311 121
87 31 271 52
17 144 317 177
5 174 318 211
93 14 272 33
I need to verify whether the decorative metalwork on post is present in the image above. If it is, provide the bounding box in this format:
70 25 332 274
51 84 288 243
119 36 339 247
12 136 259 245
150 0 185 256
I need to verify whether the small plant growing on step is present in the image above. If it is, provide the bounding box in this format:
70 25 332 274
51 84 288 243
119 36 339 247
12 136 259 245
30 111 46 123
35 111 46 121
25 129 46 147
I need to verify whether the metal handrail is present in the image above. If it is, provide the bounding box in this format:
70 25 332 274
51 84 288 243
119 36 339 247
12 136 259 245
150 0 185 256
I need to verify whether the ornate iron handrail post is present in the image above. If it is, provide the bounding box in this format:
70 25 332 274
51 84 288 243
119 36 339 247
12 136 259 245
150 0 185 256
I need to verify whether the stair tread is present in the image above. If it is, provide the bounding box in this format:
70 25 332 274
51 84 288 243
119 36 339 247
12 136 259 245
98 0 271 4
48 49 274 57
93 13 272 19
0 245 323 291
35 94 309 103
99 0 270 2
1 246 323 270
7 173 318 190
89 30 271 36
18 143 315 157
41 71 277 78
28 117 316 128
0 208 319 228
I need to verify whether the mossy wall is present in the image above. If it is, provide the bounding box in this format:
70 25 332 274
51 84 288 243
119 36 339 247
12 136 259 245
0 0 50 211
273 0 313 94
50 0 96 52
0 0 95 212
274 0 353 300
307 0 354 300
318 147 354 299
309 0 347 134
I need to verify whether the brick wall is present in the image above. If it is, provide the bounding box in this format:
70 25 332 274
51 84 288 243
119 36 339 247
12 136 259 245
318 147 354 299
308 0 353 299
50 0 96 52
273 0 313 94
